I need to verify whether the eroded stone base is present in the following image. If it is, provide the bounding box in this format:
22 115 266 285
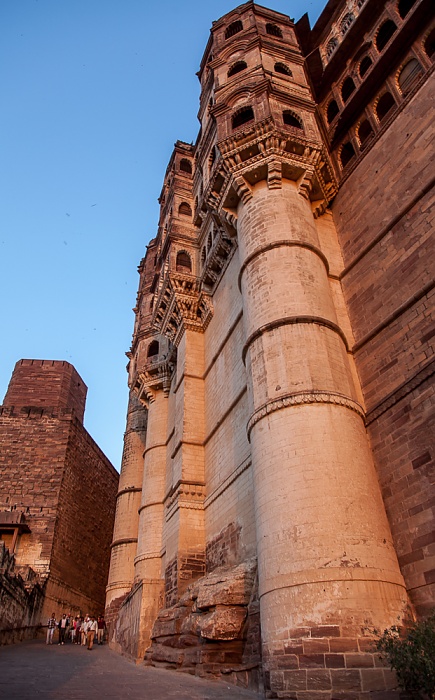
146 558 262 690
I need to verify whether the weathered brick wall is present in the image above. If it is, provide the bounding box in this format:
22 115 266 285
0 408 70 575
50 419 119 615
4 359 87 423
0 542 44 645
0 360 119 630
333 72 435 614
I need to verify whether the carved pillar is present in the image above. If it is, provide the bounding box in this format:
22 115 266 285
235 177 408 691
106 391 146 608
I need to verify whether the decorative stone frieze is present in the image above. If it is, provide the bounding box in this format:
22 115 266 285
247 391 366 439
165 481 206 522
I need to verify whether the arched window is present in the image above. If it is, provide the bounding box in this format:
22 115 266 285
176 251 192 273
147 340 159 358
228 61 247 77
375 92 396 122
340 141 356 168
326 37 338 59
359 55 372 77
225 20 243 39
179 159 192 174
326 99 339 124
178 202 192 216
340 13 354 36
424 29 435 59
358 119 374 148
274 62 292 76
398 58 423 95
341 76 356 103
232 106 254 129
266 23 283 38
398 0 416 18
375 20 397 52
283 111 303 130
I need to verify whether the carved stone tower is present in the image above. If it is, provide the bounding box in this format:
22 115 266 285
197 3 407 693
107 1 434 695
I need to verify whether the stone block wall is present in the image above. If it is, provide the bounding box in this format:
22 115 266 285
333 71 435 615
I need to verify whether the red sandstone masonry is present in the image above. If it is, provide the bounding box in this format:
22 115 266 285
0 360 118 627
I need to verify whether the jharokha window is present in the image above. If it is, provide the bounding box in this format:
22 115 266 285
326 99 339 123
398 58 423 95
178 202 192 216
341 76 356 103
359 55 372 77
179 159 192 174
375 92 396 122
228 61 247 77
225 20 243 40
283 111 303 130
266 23 283 38
375 20 397 52
232 106 254 129
147 340 159 358
274 62 292 76
176 251 192 273
340 141 356 168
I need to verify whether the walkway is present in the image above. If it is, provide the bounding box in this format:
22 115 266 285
0 639 262 699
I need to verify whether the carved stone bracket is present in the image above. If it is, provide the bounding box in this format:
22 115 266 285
134 355 175 407
152 272 213 346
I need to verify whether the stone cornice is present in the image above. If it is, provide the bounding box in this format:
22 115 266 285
211 117 337 209
247 391 365 439
165 481 206 522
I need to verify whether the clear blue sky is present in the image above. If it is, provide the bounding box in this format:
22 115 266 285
1 0 325 470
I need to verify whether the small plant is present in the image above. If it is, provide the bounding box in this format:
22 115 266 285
375 611 435 698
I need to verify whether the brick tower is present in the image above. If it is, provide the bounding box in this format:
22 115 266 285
107 1 434 695
0 360 119 629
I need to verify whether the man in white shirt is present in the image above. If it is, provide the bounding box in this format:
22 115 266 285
87 615 98 650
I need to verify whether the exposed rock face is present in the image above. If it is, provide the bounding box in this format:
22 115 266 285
145 558 261 690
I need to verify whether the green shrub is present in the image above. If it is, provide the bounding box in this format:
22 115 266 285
375 611 435 698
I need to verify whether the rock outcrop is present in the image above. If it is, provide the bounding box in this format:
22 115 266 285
145 558 262 690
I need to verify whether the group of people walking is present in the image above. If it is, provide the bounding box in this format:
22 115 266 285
46 613 106 650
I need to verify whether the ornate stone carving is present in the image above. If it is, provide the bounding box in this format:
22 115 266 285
201 226 236 292
215 117 337 211
152 272 213 346
134 355 175 406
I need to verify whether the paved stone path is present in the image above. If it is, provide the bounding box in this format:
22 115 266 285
0 640 262 699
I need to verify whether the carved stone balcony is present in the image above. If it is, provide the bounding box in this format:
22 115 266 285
205 117 338 214
134 355 175 406
152 272 213 346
